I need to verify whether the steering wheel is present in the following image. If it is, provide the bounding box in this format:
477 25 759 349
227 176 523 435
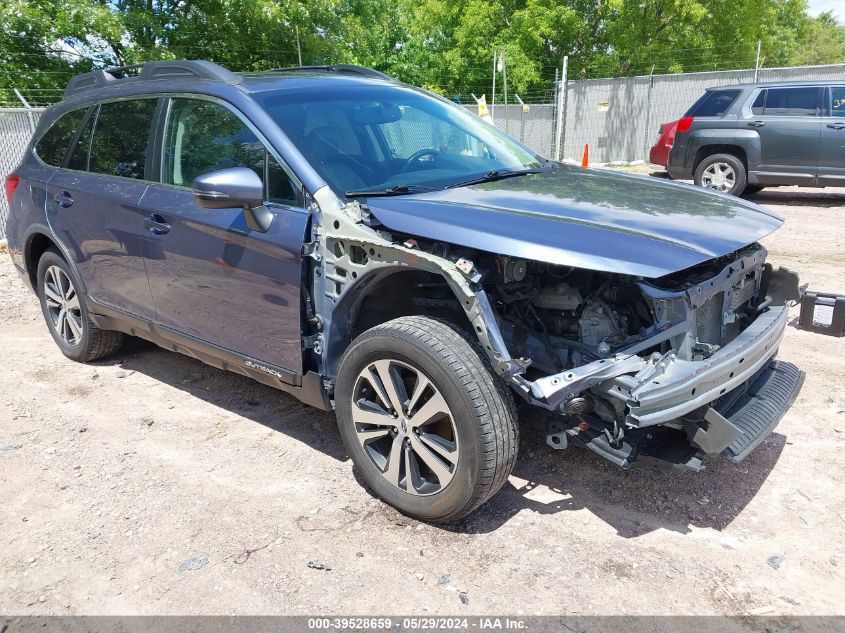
399 148 439 173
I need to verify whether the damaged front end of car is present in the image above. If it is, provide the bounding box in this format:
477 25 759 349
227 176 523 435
307 185 804 473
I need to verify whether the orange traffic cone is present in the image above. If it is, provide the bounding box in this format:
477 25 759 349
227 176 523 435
581 143 589 168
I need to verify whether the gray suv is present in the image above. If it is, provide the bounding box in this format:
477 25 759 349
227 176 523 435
668 80 845 195
5 61 804 522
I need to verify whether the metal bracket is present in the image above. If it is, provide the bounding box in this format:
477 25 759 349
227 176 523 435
302 241 322 261
302 333 323 353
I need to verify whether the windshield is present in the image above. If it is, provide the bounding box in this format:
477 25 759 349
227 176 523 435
254 84 544 197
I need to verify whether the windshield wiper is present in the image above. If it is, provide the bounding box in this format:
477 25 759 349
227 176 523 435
346 184 437 198
446 167 545 189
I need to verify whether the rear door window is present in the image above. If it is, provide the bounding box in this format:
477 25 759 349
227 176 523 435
751 90 767 115
34 108 87 166
686 90 741 117
67 108 96 171
89 99 157 180
758 87 820 116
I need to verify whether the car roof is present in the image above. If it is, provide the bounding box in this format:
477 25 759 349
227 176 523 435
708 79 837 91
61 60 398 102
240 72 401 94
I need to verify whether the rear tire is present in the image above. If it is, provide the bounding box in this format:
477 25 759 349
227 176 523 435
36 249 124 362
335 316 518 522
694 153 747 196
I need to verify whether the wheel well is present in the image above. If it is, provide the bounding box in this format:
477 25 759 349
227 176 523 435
693 144 748 173
24 232 58 289
323 268 474 376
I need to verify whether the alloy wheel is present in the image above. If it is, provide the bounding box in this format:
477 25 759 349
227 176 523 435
43 265 83 346
351 359 459 496
701 161 736 192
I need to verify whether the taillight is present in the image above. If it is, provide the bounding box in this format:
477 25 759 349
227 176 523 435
677 116 694 132
5 174 20 204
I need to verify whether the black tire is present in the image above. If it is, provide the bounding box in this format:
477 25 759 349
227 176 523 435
335 316 518 522
36 249 124 362
694 153 747 196
743 185 765 195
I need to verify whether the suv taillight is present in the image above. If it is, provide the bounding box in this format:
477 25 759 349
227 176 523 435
5 174 20 204
677 116 694 132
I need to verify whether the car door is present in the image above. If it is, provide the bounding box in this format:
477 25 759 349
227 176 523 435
818 85 845 186
46 98 158 320
139 96 308 372
743 86 822 185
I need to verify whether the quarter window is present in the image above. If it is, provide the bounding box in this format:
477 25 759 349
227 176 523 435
686 90 741 117
89 99 157 179
34 108 87 166
162 98 300 206
831 87 845 117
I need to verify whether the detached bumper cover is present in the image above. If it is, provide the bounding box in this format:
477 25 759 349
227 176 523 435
719 359 804 462
627 305 789 427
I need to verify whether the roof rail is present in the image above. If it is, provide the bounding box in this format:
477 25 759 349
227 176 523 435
64 60 242 98
268 64 397 81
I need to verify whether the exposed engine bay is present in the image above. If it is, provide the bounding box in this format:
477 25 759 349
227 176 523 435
309 188 803 473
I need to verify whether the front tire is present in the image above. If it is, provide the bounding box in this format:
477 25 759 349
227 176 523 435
694 153 747 196
36 249 124 362
335 316 518 522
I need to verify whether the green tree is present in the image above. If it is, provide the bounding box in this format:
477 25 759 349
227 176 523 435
790 11 845 66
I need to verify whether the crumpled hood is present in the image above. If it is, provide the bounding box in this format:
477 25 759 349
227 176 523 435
364 165 783 279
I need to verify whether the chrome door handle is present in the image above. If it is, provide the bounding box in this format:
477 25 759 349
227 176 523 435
144 214 171 236
748 121 766 128
53 191 74 208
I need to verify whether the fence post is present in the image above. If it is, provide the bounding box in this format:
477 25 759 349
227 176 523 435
643 65 656 162
13 89 36 133
754 40 762 82
554 55 568 162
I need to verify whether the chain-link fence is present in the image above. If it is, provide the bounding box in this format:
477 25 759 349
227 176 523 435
0 107 44 239
559 62 845 164
1 62 844 238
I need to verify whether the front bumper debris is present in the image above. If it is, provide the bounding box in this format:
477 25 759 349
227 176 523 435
626 304 789 427
716 359 804 462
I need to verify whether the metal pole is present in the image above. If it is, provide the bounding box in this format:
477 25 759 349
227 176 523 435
554 55 568 162
502 51 509 134
515 94 526 143
552 68 559 157
13 88 35 133
754 40 761 82
296 26 303 66
643 64 655 162
491 51 497 123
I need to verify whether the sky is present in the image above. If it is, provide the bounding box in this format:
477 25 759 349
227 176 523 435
807 0 843 22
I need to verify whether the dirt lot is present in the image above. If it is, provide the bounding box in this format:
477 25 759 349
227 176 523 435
1 184 844 616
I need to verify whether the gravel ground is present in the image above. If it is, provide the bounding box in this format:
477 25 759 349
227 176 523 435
1 184 844 616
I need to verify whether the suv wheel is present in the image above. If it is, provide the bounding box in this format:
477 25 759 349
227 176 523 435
694 153 747 196
37 249 124 362
335 316 518 522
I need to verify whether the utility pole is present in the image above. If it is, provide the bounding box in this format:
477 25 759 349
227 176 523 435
296 26 303 66
754 40 761 82
554 55 568 162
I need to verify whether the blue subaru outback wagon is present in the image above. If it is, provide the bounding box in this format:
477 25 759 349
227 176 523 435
5 60 804 521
